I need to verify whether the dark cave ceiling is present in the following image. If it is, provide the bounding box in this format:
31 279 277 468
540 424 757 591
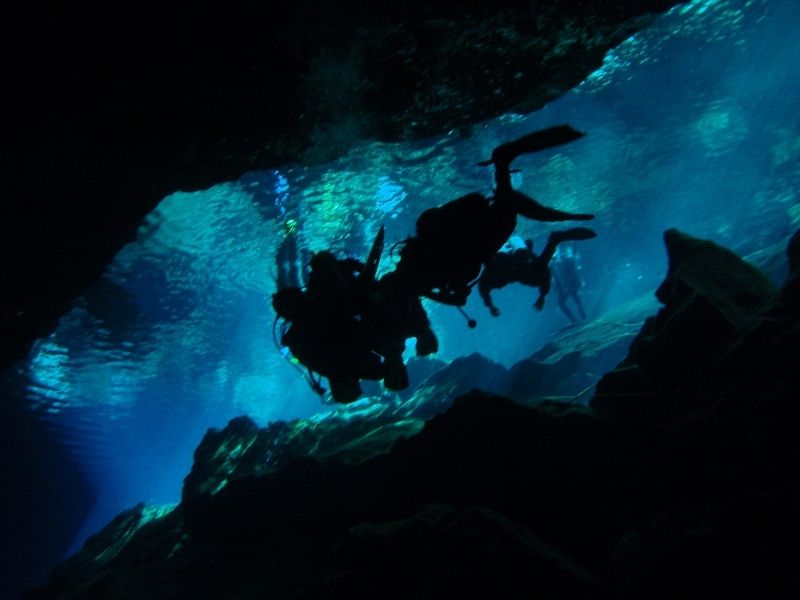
1 0 683 368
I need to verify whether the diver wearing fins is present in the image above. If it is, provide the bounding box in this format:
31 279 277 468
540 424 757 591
273 249 383 403
273 227 438 403
273 125 597 403
478 228 597 317
478 227 597 317
395 125 594 307
550 243 590 323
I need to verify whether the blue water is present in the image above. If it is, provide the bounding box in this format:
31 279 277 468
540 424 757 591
18 0 800 560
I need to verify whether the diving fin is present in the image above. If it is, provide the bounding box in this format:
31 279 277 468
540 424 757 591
478 125 586 166
551 227 598 243
359 225 385 284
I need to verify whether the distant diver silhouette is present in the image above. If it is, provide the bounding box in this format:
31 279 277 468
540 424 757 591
395 125 594 308
478 228 597 317
275 230 302 290
275 219 313 290
551 243 589 323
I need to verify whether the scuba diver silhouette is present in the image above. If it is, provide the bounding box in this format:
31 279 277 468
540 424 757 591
273 125 596 403
275 229 302 290
478 228 597 317
273 246 382 403
273 227 439 403
275 220 313 291
551 244 589 323
394 125 593 308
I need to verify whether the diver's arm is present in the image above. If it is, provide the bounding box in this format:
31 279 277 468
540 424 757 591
478 280 501 317
534 277 551 311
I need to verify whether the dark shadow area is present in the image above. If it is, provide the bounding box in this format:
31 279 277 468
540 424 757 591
0 370 95 599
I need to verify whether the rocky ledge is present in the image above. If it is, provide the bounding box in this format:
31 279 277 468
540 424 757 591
24 228 800 599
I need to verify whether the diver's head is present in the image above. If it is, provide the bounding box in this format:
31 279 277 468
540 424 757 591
310 251 337 270
272 288 307 321
308 251 339 287
307 250 354 298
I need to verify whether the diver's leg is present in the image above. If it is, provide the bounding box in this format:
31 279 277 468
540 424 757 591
478 279 501 317
287 263 301 289
491 126 586 164
383 351 409 391
408 297 439 355
486 126 586 190
329 377 362 404
541 228 599 265
540 237 560 266
507 191 594 222
277 264 290 290
415 327 439 356
558 294 577 323
572 292 587 320
493 158 513 194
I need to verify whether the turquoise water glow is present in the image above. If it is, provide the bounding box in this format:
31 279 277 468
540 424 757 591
19 0 799 554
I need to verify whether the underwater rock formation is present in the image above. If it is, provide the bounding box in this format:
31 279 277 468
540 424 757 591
26 229 800 598
28 392 633 599
592 228 800 598
312 503 603 599
594 228 780 415
1 0 683 369
506 294 658 401
399 352 510 418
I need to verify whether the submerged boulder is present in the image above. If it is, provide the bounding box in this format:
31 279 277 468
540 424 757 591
182 406 426 503
506 294 658 402
717 228 800 398
27 391 634 599
401 352 510 418
593 228 778 416
592 229 800 599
